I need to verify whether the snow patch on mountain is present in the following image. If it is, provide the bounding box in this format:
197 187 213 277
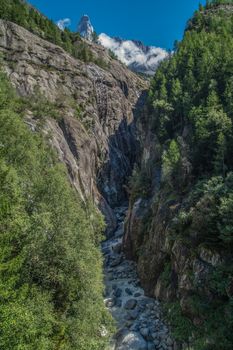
99 33 168 75
76 14 168 75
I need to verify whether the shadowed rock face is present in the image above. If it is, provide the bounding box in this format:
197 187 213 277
0 19 147 236
122 7 233 336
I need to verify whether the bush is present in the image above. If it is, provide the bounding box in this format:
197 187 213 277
0 0 107 68
129 165 152 201
162 139 181 185
163 301 195 343
0 69 113 349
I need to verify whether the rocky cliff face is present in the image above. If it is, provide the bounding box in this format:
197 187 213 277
123 105 227 326
0 19 147 235
123 4 233 347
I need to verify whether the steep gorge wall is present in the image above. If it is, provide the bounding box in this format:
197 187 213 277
123 4 233 348
0 19 147 235
123 102 230 346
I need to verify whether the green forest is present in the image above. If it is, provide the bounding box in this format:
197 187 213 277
0 0 107 66
0 1 112 349
0 69 112 349
143 1 233 348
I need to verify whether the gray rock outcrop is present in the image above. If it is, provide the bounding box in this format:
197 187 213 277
0 19 147 235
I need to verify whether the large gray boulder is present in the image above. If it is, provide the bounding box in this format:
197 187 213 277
116 330 147 350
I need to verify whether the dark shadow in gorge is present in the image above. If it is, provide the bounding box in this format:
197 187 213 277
96 90 148 235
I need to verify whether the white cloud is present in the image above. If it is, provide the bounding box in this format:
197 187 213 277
99 33 168 75
56 18 71 31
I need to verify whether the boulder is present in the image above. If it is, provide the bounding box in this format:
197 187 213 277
147 342 156 350
116 330 147 350
112 242 122 254
127 309 139 320
114 288 122 298
140 327 150 339
124 299 137 310
125 288 133 295
110 256 122 267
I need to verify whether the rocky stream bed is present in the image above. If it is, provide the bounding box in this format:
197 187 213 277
102 207 175 350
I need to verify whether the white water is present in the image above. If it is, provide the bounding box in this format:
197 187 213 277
102 207 174 350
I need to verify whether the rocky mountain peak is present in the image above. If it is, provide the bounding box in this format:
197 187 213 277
77 14 94 40
77 15 167 75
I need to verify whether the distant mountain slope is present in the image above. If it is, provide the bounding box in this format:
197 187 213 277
99 34 168 76
77 15 168 75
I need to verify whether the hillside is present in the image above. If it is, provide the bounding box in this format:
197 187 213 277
0 1 147 349
124 2 233 349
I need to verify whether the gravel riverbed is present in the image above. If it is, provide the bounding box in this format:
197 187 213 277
102 207 175 350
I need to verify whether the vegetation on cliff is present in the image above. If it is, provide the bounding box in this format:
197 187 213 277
0 0 108 67
0 69 112 349
130 1 233 349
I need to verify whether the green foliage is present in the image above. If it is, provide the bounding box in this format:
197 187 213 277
0 0 76 52
74 42 94 63
190 293 233 350
174 174 233 248
26 87 61 121
66 41 108 68
108 50 118 60
164 302 195 342
147 3 233 348
164 293 233 349
171 174 233 347
206 0 233 7
94 57 109 69
160 261 172 287
199 299 233 350
162 139 181 184
0 0 108 68
149 4 233 177
129 165 152 201
0 70 113 348
92 31 99 43
165 289 233 349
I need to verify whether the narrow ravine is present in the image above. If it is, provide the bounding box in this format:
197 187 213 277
102 206 174 350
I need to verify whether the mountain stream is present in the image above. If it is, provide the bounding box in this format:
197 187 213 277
102 206 175 350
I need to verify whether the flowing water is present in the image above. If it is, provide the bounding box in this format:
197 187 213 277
102 207 174 350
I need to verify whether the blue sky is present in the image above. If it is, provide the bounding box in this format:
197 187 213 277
29 0 205 50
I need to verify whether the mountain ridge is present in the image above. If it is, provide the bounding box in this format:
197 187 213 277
77 15 168 75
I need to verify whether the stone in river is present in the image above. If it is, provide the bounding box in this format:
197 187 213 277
147 342 156 350
116 330 147 350
114 288 122 298
125 288 133 295
124 299 137 310
126 309 139 320
140 327 150 339
110 256 122 267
